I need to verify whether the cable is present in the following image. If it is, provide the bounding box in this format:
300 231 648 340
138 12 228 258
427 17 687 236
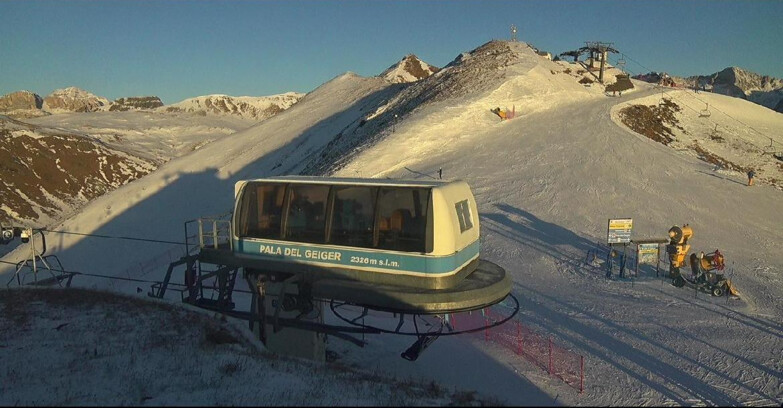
40 228 186 246
608 52 780 152
0 259 254 294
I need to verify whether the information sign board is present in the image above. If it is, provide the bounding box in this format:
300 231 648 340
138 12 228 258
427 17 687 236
607 218 633 244
637 243 659 265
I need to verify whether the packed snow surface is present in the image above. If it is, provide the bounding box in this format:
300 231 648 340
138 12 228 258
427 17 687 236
1 41 782 406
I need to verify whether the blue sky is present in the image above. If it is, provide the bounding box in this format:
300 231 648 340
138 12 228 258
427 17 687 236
1 0 781 104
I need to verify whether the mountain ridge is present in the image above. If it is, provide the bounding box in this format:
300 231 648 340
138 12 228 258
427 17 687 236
633 66 783 112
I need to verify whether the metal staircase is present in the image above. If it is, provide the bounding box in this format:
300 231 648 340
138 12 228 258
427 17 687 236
149 214 239 312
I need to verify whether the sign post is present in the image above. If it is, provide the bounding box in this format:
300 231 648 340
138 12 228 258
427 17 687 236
632 238 669 277
606 218 633 278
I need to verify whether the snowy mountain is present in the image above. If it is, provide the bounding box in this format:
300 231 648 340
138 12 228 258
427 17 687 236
689 67 783 113
1 40 782 406
306 40 620 176
635 67 783 113
42 86 111 113
0 90 302 226
379 54 439 83
164 92 304 120
0 90 47 119
1 88 304 120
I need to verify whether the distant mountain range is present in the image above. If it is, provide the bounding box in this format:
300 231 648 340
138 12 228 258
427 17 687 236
0 53 441 226
0 54 439 121
163 93 304 121
0 87 305 121
633 67 783 113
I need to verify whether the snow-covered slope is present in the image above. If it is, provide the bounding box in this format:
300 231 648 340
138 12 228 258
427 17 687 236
1 40 782 406
306 40 622 176
164 92 304 120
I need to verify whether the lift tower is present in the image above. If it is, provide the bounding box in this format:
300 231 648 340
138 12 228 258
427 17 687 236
584 41 618 84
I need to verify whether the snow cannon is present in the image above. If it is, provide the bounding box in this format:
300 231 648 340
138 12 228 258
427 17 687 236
672 249 736 297
693 250 725 274
666 224 692 278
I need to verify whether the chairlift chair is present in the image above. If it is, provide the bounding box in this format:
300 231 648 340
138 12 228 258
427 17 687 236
616 55 626 73
699 103 711 118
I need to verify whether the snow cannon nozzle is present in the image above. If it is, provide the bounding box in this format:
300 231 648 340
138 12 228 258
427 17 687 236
667 224 692 245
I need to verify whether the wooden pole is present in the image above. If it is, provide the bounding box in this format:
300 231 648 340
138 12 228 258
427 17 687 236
548 337 553 376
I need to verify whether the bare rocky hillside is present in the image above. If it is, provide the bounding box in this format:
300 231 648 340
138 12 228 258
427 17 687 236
0 116 155 226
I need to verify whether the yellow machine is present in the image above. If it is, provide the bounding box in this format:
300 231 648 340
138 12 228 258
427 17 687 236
667 224 739 297
696 250 725 272
666 224 692 277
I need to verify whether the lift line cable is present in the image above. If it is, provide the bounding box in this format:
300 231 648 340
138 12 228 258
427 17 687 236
607 60 779 173
610 53 781 150
607 54 777 156
39 228 186 246
0 259 255 295
672 87 782 151
606 58 735 140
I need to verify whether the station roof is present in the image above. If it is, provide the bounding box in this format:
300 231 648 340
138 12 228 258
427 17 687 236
242 175 457 188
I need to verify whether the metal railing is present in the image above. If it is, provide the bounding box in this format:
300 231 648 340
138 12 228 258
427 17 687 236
184 213 233 254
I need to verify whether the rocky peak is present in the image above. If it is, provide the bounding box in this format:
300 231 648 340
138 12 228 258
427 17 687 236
380 54 440 83
711 67 783 94
690 67 783 111
109 96 164 111
0 90 43 111
43 87 110 113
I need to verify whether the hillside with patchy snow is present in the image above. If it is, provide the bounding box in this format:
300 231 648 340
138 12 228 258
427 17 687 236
379 54 440 84
0 111 256 227
1 40 782 406
163 92 304 120
0 116 156 226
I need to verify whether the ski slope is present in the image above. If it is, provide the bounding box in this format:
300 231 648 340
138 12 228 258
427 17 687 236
2 41 781 406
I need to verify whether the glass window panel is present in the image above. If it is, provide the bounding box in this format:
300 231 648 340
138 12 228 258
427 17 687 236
330 186 378 248
376 187 429 252
237 183 286 239
285 184 330 243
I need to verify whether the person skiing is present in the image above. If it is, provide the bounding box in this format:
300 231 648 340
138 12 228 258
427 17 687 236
747 169 755 186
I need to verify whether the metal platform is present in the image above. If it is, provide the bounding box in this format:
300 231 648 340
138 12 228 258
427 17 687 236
193 243 511 314
310 259 511 314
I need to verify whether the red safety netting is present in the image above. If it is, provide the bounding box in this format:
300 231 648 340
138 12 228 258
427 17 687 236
452 308 584 393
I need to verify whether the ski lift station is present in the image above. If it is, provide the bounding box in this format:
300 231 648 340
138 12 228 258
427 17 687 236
148 176 517 361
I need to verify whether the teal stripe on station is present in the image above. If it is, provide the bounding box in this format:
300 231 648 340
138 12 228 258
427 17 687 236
233 239 479 275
